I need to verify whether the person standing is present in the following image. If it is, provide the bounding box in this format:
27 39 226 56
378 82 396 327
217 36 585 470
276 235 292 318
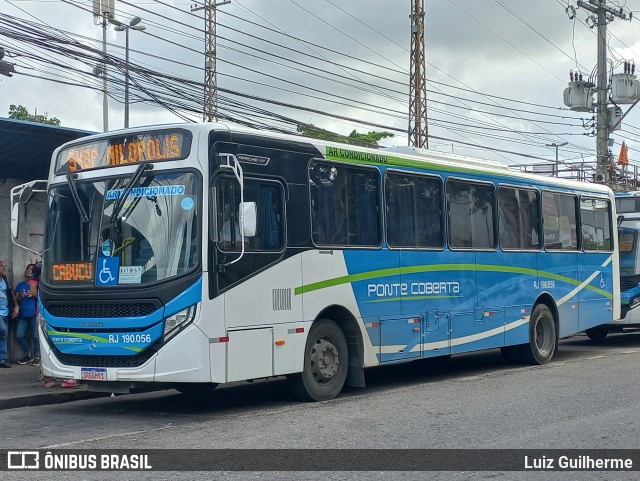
15 264 40 366
0 259 19 368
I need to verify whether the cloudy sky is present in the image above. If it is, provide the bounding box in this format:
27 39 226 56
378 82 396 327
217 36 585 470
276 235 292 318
1 0 640 171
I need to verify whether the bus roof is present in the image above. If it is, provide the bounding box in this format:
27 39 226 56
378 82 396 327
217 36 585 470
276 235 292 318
52 121 614 196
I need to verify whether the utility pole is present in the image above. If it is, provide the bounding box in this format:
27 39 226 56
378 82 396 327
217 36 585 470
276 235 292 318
408 0 428 148
93 0 115 132
576 0 630 185
192 0 230 122
111 17 146 128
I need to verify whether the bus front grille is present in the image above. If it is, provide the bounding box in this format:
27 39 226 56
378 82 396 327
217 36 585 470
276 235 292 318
47 303 158 318
52 345 159 368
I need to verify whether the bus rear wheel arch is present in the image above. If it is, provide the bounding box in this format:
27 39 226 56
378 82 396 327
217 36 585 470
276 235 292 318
288 318 349 402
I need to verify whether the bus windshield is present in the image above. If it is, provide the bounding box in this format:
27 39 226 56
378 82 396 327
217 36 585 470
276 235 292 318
42 170 199 287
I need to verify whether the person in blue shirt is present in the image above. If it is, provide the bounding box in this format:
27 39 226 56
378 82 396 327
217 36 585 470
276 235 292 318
0 259 19 368
15 264 40 365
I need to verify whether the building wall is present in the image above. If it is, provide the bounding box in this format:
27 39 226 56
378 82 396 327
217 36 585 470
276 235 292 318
0 177 46 361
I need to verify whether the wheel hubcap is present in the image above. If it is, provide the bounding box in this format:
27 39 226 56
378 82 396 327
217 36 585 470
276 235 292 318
310 338 339 382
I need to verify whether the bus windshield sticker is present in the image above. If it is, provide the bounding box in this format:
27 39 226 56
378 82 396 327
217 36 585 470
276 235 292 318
119 266 143 284
106 185 186 200
96 257 119 286
181 197 195 211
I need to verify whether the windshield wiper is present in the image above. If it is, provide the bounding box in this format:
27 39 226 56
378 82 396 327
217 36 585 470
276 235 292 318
109 163 154 227
65 172 89 223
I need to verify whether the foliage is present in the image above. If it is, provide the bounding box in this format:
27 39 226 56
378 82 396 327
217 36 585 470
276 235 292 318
297 124 394 147
8 104 61 125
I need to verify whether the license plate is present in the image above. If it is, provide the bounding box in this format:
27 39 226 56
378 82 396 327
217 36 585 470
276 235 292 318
81 368 107 381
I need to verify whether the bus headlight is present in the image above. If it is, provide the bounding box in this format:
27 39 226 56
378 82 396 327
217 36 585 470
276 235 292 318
164 305 197 340
630 296 640 310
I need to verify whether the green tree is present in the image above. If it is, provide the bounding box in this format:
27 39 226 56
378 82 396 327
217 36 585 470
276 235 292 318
297 123 394 147
347 129 394 145
9 104 61 125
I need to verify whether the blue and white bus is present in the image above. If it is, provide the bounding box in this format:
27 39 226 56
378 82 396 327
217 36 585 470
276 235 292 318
11 123 620 401
584 191 640 341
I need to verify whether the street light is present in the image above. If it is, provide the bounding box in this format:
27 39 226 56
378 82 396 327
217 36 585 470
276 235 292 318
110 16 146 128
546 142 568 177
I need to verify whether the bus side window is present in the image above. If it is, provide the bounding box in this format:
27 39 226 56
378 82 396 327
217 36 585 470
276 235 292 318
214 178 284 252
498 187 520 249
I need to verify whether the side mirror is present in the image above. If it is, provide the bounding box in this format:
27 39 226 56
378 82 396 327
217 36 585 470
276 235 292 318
10 203 20 239
19 185 33 203
239 201 257 237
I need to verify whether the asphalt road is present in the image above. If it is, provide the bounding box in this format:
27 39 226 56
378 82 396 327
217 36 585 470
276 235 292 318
2 332 640 481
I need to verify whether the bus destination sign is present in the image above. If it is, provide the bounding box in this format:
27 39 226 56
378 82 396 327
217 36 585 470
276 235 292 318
52 262 94 282
55 130 192 174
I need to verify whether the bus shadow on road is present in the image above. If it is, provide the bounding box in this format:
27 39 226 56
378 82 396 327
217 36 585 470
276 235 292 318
57 332 640 416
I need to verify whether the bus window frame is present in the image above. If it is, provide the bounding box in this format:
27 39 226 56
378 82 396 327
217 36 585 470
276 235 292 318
541 189 580 253
496 183 542 253
307 158 383 250
210 173 287 255
445 176 497 252
383 168 445 251
579 194 614 253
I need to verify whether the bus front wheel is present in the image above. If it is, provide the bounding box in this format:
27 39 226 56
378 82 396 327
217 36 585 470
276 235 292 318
288 319 349 402
520 304 557 365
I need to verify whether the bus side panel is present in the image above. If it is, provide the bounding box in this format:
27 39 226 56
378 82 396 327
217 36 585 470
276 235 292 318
302 250 380 368
397 251 455 358
154 324 212 383
539 251 579 337
478 251 538 348
224 255 303 328
578 252 614 330
343 249 400 364
439 250 479 355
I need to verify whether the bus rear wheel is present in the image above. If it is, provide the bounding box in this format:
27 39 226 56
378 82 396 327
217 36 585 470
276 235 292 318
288 319 349 402
519 304 557 365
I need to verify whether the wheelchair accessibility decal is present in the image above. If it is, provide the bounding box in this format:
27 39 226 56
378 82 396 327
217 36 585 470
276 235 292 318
96 257 119 286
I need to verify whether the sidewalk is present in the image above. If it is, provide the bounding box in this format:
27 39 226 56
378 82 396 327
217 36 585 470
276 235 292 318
0 363 107 410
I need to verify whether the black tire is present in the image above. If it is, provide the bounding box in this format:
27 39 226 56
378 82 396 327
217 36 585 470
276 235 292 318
518 304 557 365
175 383 219 396
501 345 523 364
585 326 609 342
288 319 349 402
